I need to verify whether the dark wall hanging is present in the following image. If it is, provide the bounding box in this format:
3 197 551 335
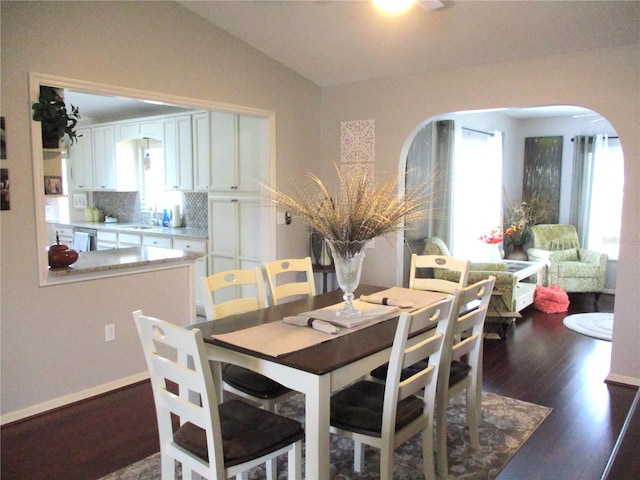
523 136 563 224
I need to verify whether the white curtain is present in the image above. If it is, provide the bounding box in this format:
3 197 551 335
570 135 623 259
451 128 503 260
569 135 597 246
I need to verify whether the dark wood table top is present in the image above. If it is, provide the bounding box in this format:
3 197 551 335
193 285 404 376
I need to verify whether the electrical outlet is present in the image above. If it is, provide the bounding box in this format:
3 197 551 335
105 324 116 342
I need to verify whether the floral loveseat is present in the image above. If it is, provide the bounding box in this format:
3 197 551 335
525 224 607 294
416 238 518 312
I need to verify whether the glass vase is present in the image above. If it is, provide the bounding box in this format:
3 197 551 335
326 239 369 317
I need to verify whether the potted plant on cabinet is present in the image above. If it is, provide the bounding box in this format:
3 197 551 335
31 86 81 149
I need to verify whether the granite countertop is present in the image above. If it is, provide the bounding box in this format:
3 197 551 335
48 246 204 277
48 220 208 240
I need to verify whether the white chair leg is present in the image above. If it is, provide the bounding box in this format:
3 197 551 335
161 453 175 479
288 440 302 479
422 425 436 480
466 387 480 450
379 445 394 480
265 458 277 480
354 440 365 472
436 394 449 479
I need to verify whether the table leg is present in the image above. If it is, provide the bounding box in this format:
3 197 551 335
305 374 331 480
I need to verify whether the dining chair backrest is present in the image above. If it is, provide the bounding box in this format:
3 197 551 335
435 276 495 478
133 310 304 480
409 253 470 294
264 257 316 305
133 310 226 479
384 296 455 423
200 268 266 321
329 295 455 479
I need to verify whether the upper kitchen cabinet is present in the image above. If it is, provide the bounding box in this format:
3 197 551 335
207 112 269 193
115 119 162 142
162 114 193 191
92 125 116 190
70 125 116 190
70 127 93 190
193 112 211 191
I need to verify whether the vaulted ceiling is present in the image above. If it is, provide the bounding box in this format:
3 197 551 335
178 1 640 88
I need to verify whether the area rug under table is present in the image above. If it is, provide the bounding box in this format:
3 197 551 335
100 392 551 480
563 312 613 341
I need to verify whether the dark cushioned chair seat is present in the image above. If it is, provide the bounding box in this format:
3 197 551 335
330 381 424 437
173 399 304 468
371 359 471 387
222 364 291 399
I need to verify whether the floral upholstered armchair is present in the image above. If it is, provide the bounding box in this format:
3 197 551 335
525 224 607 294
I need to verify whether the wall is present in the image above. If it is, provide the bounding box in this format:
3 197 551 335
320 45 640 386
0 1 321 418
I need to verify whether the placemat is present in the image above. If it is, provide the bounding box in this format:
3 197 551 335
211 288 447 357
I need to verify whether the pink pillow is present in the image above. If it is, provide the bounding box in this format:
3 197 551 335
534 285 570 313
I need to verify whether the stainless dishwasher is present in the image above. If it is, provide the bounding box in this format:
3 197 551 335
72 227 97 252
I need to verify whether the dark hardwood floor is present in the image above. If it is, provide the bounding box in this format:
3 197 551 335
1 293 637 480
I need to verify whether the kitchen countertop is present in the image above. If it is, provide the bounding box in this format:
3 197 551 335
48 220 208 240
47 246 204 277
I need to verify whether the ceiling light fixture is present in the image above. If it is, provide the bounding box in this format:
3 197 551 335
373 0 416 14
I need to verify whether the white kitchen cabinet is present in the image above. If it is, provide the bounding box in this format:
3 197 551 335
92 125 116 190
162 115 193 191
192 112 211 191
47 224 74 246
208 112 269 193
70 125 116 191
70 128 94 190
208 196 266 276
143 234 172 249
116 120 162 142
97 231 118 250
118 232 142 248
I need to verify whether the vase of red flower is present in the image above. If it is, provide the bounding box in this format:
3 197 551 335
479 229 504 262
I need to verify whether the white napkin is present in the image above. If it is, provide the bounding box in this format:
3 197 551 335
360 294 414 308
283 315 339 335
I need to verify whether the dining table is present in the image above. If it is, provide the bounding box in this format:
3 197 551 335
191 284 447 479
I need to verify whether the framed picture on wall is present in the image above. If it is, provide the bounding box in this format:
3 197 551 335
523 136 563 224
44 176 63 195
1 168 9 210
1 117 6 160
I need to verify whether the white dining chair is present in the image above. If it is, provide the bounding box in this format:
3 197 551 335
200 268 293 418
263 256 317 305
409 253 470 294
200 268 267 321
132 310 303 480
329 296 455 480
435 276 495 479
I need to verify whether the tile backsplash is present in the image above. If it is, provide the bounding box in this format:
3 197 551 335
93 191 208 229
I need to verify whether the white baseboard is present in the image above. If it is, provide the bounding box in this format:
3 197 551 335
605 373 640 388
1 371 150 426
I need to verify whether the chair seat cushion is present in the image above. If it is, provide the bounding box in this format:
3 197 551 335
557 261 602 278
173 399 304 468
330 380 424 437
222 364 291 399
371 360 470 387
449 360 471 386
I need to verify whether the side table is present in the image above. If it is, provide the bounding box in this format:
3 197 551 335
312 264 335 294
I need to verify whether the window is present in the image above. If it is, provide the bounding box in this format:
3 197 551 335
139 140 181 215
451 128 503 259
587 137 623 260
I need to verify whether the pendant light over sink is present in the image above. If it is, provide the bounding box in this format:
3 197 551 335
144 137 151 171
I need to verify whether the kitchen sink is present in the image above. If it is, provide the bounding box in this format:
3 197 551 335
121 225 158 230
